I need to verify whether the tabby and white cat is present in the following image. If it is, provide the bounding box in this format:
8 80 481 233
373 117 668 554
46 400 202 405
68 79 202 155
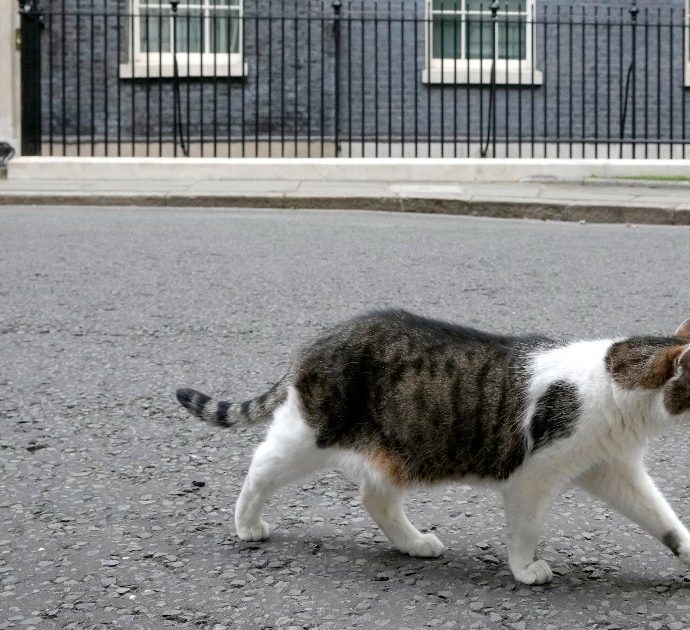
176 310 690 584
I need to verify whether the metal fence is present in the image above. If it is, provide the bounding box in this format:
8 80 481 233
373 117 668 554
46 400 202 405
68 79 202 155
20 1 690 159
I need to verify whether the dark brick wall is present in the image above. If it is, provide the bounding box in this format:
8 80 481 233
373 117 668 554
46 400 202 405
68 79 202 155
36 0 689 156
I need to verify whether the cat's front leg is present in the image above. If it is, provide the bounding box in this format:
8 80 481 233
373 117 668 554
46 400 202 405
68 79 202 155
576 457 690 567
663 533 690 566
502 473 561 585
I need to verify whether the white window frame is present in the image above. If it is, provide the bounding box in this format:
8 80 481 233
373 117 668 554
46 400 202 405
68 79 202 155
119 0 247 79
423 0 542 85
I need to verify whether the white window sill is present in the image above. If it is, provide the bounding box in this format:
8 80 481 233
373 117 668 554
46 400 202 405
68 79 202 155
686 68 690 88
423 67 543 86
119 59 248 79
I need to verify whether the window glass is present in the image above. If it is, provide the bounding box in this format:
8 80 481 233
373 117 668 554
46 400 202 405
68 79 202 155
466 0 526 12
212 15 241 54
137 0 240 55
432 16 462 59
465 16 493 59
174 9 204 53
431 0 462 11
498 15 526 60
431 0 531 61
139 8 170 53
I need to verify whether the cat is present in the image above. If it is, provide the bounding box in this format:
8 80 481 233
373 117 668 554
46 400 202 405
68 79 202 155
175 309 690 584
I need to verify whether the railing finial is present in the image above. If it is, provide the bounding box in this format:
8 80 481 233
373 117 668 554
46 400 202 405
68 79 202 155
18 0 42 21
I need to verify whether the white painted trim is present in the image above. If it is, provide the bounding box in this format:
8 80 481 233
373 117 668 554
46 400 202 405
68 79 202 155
119 57 248 78
425 0 540 85
423 66 543 85
123 0 246 78
8 157 690 183
0 3 21 152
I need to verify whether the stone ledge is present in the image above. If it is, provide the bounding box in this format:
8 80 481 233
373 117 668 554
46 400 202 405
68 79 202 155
8 157 690 183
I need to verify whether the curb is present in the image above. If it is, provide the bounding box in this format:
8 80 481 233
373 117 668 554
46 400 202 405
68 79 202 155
1 193 688 225
526 176 690 190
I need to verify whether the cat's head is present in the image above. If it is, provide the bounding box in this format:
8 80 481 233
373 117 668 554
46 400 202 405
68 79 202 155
605 319 690 421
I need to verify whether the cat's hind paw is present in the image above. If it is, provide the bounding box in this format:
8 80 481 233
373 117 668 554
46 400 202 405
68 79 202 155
402 533 445 558
236 520 271 542
511 559 553 585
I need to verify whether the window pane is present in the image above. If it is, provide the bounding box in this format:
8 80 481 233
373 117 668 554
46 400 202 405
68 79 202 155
139 0 205 4
212 13 241 54
498 16 526 59
174 9 203 53
432 16 462 59
464 16 527 59
466 0 526 11
140 9 170 53
431 0 461 11
212 0 241 6
465 16 493 59
465 0 485 11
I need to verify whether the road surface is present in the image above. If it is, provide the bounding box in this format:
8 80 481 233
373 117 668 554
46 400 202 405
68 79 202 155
1 206 689 629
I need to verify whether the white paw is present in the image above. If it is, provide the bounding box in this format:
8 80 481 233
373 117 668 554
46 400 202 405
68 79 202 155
236 520 271 542
511 559 553 585
402 533 445 558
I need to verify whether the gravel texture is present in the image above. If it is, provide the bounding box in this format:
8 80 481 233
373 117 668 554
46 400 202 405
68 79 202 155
1 205 690 629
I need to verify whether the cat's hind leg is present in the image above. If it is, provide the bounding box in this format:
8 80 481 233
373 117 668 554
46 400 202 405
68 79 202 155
234 388 329 541
359 472 445 558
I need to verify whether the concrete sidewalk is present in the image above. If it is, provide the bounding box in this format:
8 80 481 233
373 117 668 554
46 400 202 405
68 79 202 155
1 172 689 225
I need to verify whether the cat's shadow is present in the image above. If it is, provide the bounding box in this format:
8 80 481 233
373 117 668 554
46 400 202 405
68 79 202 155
235 530 690 593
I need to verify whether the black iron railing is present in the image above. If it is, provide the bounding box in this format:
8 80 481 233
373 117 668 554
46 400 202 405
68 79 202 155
20 1 690 158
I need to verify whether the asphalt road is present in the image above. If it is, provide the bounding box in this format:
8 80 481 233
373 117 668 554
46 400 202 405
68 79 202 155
1 205 690 630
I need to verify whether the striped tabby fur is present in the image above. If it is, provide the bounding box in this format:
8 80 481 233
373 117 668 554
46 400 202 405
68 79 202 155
177 380 287 427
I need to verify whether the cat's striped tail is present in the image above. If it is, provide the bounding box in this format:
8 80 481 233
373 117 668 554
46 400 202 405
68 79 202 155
175 380 287 428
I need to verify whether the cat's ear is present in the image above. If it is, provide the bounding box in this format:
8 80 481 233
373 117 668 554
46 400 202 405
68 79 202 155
605 340 686 389
675 319 690 340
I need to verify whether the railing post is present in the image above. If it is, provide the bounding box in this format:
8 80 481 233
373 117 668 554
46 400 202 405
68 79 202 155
332 0 342 157
18 0 43 156
168 0 188 157
170 0 179 157
490 1 498 158
481 1 499 158
629 1 638 159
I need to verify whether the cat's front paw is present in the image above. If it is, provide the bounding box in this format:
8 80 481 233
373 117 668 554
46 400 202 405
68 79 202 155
402 533 445 558
676 541 690 566
236 519 271 542
511 559 553 585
